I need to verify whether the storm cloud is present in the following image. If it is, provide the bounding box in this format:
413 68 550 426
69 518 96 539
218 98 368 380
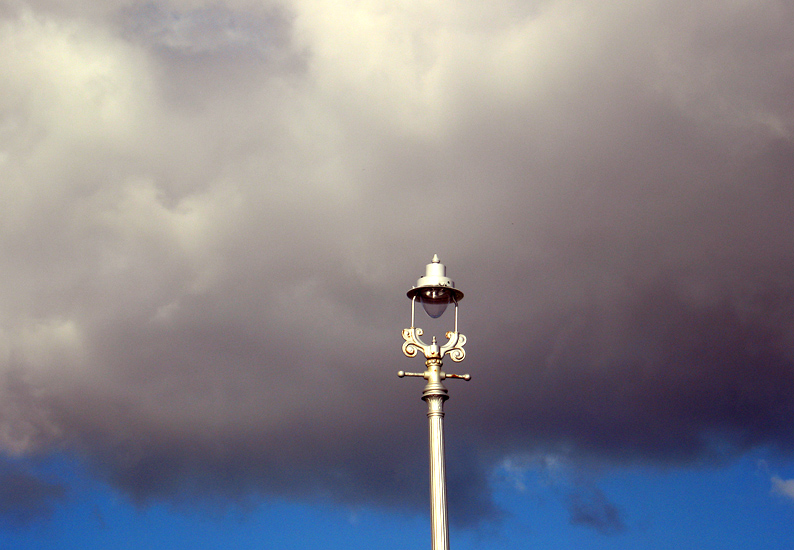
1 0 794 524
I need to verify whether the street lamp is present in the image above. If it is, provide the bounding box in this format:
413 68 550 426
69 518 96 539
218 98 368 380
399 254 470 550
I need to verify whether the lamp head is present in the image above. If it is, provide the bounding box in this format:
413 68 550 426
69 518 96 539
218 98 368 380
406 255 464 318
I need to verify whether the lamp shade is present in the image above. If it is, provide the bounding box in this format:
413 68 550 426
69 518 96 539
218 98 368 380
407 255 464 318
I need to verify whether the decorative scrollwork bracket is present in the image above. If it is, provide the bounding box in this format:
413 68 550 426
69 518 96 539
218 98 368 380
402 326 466 363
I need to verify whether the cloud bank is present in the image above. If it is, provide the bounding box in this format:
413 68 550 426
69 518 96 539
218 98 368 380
1 0 794 525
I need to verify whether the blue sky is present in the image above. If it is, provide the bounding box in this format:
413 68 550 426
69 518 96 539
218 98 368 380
3 451 794 548
3 0 794 548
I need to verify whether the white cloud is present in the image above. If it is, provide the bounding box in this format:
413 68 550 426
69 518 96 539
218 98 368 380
0 10 155 145
772 476 794 501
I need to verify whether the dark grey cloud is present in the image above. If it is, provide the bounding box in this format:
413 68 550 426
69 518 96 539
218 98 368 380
120 3 291 55
1 0 794 528
0 460 67 529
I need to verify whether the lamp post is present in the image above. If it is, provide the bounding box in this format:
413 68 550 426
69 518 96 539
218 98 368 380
399 254 470 550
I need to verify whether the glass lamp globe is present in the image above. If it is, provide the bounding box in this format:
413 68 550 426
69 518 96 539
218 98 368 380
407 255 464 319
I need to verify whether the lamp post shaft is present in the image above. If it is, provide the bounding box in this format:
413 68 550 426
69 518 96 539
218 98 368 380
424 359 450 550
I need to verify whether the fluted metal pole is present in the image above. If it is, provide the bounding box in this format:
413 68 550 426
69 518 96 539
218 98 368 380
423 357 449 550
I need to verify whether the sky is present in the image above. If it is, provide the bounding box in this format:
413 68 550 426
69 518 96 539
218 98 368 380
1 0 794 548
